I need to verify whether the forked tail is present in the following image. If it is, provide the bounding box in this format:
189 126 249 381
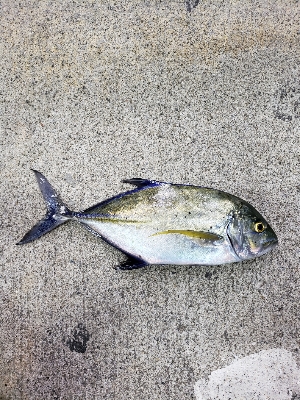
17 170 72 245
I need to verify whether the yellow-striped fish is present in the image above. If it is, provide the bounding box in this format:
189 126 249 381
18 171 278 269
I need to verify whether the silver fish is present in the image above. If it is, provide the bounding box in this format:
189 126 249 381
18 170 278 269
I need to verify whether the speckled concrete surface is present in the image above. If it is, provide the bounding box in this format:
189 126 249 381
1 1 300 399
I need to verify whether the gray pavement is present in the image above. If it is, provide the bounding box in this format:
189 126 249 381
1 1 299 399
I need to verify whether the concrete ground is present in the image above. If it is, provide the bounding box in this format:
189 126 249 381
1 1 299 399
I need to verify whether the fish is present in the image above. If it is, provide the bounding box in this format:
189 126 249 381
17 170 278 270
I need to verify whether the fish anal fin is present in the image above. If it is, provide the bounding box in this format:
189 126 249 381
122 178 159 188
152 230 223 243
115 255 148 271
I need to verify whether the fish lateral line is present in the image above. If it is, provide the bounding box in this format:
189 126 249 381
75 213 147 224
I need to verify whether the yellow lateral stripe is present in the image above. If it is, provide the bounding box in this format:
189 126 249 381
151 230 223 241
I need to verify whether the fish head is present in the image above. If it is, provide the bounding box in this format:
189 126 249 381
227 202 278 261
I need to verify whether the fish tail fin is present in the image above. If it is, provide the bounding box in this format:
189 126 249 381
17 170 72 245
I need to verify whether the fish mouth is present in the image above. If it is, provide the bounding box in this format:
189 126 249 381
262 237 278 250
258 236 278 256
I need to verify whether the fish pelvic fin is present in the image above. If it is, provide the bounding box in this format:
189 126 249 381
114 255 149 271
17 170 72 245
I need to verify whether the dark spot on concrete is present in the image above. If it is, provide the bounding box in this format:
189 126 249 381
51 390 60 400
177 324 187 333
186 0 199 13
274 110 292 121
205 270 218 280
274 81 300 121
291 393 300 400
66 323 90 353
205 271 213 279
222 330 229 341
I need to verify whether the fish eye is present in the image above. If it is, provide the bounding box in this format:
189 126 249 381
254 222 266 233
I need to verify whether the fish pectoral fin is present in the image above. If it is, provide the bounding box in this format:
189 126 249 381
114 255 149 271
152 230 223 243
122 178 161 188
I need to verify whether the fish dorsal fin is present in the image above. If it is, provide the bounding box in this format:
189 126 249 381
122 178 161 188
152 230 223 243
